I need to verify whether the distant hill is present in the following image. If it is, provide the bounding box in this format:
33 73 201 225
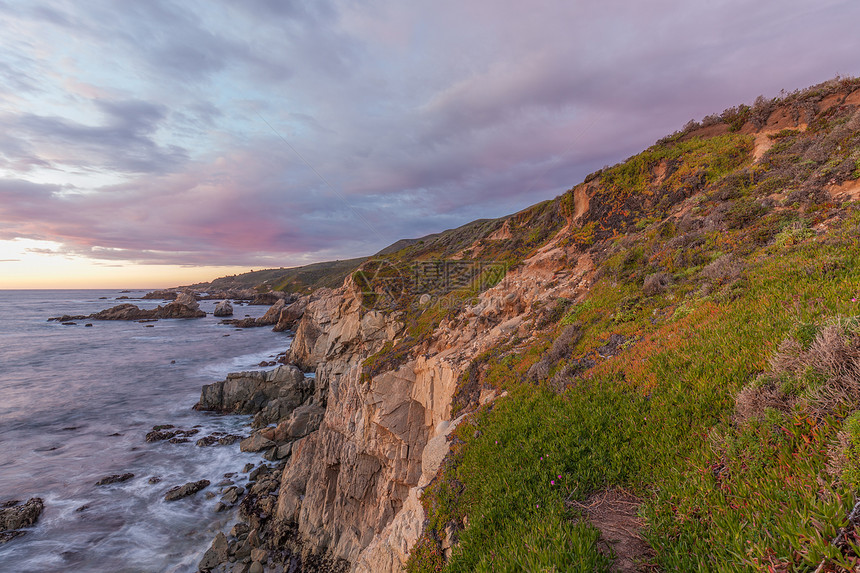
193 218 508 294
190 257 368 294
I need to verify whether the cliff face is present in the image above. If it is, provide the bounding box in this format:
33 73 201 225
272 203 597 571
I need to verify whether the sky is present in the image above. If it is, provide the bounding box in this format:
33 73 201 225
1 0 859 288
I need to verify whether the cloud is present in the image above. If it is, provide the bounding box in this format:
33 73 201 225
0 99 189 174
0 0 859 272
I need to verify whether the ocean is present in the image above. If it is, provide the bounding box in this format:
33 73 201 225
0 289 290 572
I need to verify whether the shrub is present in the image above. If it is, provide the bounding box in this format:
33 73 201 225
736 320 860 424
701 254 744 283
751 95 778 129
527 358 551 382
548 323 583 363
643 271 671 296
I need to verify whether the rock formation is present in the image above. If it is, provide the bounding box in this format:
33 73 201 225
0 498 44 544
214 300 234 317
50 299 206 322
257 299 285 326
196 365 313 428
273 298 308 332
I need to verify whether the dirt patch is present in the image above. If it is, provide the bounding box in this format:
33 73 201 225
681 123 728 141
845 89 860 106
766 107 800 130
573 184 592 223
753 124 808 162
827 179 860 202
819 93 844 112
571 489 655 572
487 220 513 240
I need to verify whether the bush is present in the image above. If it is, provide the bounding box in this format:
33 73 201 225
751 95 778 129
643 271 671 296
701 254 744 283
549 323 583 363
736 320 860 424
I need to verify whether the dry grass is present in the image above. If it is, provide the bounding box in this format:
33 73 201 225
529 323 583 382
643 272 671 296
702 254 744 283
737 321 860 424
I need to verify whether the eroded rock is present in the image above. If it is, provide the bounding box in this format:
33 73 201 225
164 479 210 501
214 300 234 317
195 365 312 428
95 473 134 486
0 498 44 544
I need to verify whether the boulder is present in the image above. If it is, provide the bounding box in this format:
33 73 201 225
213 300 234 317
95 473 134 486
159 295 206 318
220 486 244 505
173 292 200 310
198 531 229 570
240 433 276 453
0 498 44 539
164 479 210 501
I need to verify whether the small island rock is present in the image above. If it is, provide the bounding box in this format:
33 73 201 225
213 300 233 317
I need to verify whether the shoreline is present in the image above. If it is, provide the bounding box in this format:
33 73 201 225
0 289 297 572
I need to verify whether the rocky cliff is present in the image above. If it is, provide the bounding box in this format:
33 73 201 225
268 203 599 571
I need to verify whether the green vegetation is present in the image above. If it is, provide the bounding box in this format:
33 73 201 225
406 78 860 572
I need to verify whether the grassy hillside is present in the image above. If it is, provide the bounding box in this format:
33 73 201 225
375 77 860 572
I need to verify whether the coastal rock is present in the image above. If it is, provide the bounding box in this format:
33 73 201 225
240 434 276 453
142 289 178 300
146 426 199 442
71 301 206 322
92 304 159 320
213 301 234 317
0 498 44 543
221 486 244 505
257 299 285 326
272 403 325 441
159 295 206 318
221 317 261 328
95 473 134 486
273 298 308 332
195 365 312 427
173 292 200 309
198 531 229 570
249 292 282 306
164 479 210 501
196 434 243 447
47 314 87 322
